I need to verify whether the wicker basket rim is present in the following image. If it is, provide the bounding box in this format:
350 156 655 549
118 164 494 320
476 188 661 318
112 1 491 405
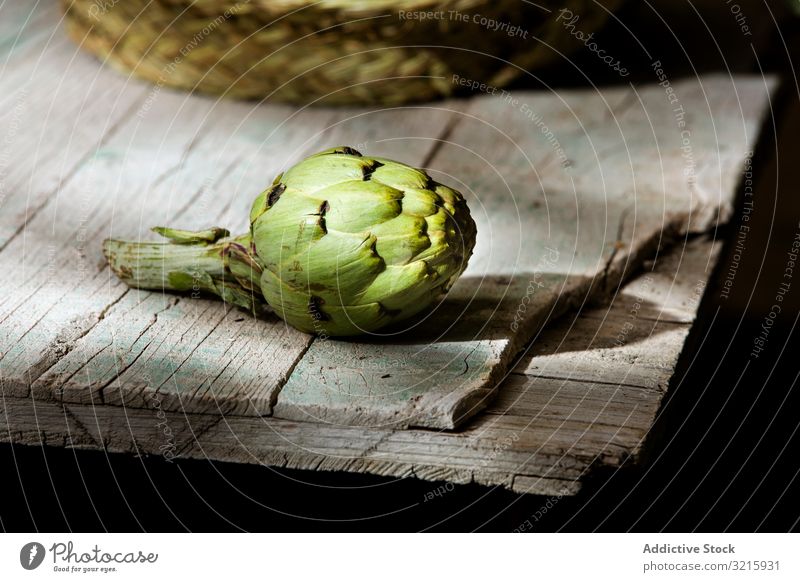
223 0 496 14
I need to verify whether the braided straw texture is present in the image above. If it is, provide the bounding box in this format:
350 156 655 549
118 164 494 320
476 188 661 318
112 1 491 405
63 0 621 105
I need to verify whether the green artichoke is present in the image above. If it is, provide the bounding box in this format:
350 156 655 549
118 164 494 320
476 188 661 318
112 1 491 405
103 147 477 336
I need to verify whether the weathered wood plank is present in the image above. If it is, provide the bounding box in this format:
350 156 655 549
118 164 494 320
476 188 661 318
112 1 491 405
588 236 717 324
1 236 718 496
169 237 726 494
516 239 721 391
272 76 773 429
1 92 217 401
21 97 336 414
0 13 152 250
4 69 462 414
47 108 460 414
0 4 774 432
517 316 689 391
0 1 55 75
0 394 222 460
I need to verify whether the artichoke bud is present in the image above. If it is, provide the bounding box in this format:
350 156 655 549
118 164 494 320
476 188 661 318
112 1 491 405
104 146 477 337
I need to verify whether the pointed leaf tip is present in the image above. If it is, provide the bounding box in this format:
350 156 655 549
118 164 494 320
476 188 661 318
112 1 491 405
151 226 230 244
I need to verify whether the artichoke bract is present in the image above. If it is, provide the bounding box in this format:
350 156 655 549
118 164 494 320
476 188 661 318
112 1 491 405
103 147 477 336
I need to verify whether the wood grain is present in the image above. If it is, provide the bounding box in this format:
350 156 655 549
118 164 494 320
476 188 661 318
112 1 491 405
1 236 720 496
0 3 775 438
273 77 774 429
5 90 461 416
0 4 473 420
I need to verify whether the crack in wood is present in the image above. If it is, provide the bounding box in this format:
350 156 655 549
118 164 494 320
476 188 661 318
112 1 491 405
172 414 226 459
23 288 131 386
420 102 467 169
506 370 671 392
95 297 181 404
60 403 101 449
147 306 233 401
601 205 632 293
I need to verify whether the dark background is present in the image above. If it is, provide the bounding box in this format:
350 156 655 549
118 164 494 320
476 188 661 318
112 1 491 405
2 0 799 532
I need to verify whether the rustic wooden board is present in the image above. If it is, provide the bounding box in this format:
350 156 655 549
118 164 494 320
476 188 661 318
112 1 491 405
0 236 720 496
0 2 775 433
0 2 460 419
272 76 774 428
15 104 460 416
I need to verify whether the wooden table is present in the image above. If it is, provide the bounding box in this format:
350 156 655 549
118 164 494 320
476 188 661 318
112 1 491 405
0 2 775 495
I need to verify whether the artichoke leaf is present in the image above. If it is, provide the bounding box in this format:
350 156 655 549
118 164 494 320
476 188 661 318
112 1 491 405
272 231 384 301
152 226 230 244
371 159 430 190
281 154 375 193
315 180 403 233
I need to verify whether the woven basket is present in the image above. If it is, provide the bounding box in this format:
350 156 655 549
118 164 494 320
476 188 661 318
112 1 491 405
63 0 622 106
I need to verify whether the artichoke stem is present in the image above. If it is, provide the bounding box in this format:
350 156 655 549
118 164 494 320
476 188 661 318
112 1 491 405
102 231 264 314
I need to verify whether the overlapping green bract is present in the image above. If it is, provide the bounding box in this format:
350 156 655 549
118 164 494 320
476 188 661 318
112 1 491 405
249 147 476 335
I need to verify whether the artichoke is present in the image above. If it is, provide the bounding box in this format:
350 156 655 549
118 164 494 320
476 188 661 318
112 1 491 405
103 147 477 336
